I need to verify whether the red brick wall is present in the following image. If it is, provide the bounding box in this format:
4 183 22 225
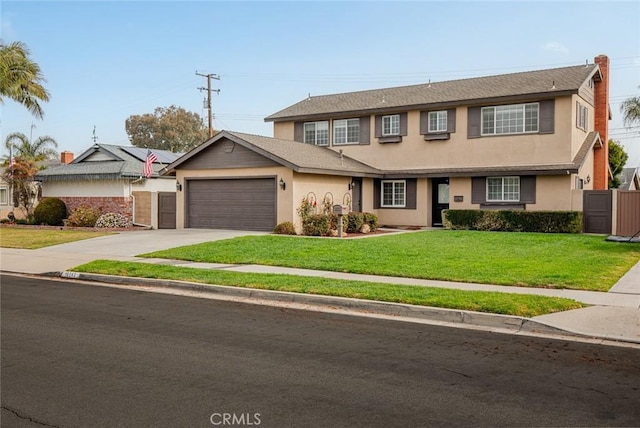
593 55 610 190
60 197 133 221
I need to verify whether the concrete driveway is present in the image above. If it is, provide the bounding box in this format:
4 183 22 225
0 229 264 274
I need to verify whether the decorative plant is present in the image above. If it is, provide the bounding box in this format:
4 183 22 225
95 212 129 228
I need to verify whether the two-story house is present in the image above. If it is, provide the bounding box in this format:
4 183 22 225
166 55 609 231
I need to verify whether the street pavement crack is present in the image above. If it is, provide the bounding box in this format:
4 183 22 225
2 406 62 428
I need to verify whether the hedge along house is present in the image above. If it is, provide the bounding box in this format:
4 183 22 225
265 55 611 228
164 131 380 232
35 144 180 228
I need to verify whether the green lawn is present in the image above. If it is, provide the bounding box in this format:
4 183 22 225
73 260 585 317
141 231 640 291
0 227 114 249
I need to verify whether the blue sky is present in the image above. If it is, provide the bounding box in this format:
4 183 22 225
2 1 639 166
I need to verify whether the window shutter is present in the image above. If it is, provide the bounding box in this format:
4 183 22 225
399 112 408 136
374 115 383 138
467 107 481 138
539 100 555 134
471 177 486 204
406 178 417 209
447 108 456 133
520 176 536 203
419 111 429 135
294 122 303 142
359 116 370 144
373 179 381 208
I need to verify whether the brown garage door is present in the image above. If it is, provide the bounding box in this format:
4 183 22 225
187 178 276 231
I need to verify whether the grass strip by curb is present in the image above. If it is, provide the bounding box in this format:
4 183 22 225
73 260 586 318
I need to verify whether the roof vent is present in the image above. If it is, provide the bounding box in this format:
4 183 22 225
428 79 431 88
551 80 556 89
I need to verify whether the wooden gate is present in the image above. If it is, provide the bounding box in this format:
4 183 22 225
583 191 612 234
158 192 176 229
616 191 640 236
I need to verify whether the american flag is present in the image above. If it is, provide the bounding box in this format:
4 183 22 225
143 150 158 178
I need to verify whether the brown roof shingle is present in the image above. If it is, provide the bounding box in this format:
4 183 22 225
265 64 599 122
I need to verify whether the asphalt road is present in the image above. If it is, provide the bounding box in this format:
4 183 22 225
2 274 639 428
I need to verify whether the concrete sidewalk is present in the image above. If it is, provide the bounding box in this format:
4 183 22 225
1 229 639 344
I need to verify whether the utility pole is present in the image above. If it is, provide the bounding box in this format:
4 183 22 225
196 72 220 138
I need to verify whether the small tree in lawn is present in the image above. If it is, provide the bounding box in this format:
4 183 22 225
1 156 40 220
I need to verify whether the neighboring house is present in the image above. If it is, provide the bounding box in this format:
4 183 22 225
0 168 14 219
166 55 611 231
618 167 639 190
36 144 180 228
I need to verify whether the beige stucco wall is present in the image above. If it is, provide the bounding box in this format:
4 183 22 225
571 94 596 158
174 166 292 229
291 172 353 232
43 180 128 197
272 96 576 170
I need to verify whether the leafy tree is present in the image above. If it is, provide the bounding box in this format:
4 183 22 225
4 131 58 162
608 139 628 188
0 41 50 119
620 91 640 127
1 156 40 220
125 105 209 153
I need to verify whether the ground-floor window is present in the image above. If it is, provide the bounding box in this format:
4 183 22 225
381 180 406 207
0 187 8 205
487 176 520 202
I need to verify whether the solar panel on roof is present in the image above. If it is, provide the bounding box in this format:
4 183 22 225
120 146 180 164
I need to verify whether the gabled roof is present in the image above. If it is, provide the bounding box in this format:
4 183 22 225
619 167 640 190
165 131 382 177
36 144 180 182
265 63 600 122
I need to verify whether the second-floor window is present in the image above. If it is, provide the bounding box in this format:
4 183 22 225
381 180 406 207
304 121 329 146
333 119 360 145
487 176 520 202
481 103 539 135
428 111 448 133
382 115 400 136
576 102 588 131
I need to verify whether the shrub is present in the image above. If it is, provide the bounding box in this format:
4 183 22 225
34 197 67 226
95 212 129 228
363 212 378 232
443 210 583 233
442 209 484 230
0 218 10 224
346 212 365 233
302 214 331 236
273 221 297 235
67 205 101 227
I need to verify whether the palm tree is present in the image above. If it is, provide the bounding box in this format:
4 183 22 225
0 41 50 119
4 131 58 162
620 94 640 127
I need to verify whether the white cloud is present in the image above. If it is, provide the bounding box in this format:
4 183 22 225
542 41 569 55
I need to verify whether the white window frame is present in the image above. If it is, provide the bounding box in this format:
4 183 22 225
481 103 539 136
382 114 400 136
486 176 520 202
303 121 329 146
333 118 360 145
381 180 406 208
0 186 8 205
428 111 448 133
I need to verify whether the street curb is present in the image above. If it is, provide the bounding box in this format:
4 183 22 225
56 271 591 339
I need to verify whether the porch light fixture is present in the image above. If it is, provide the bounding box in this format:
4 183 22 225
279 178 286 191
176 181 182 191
348 180 356 190
585 174 591 184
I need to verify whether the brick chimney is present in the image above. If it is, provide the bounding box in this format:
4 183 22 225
593 54 610 189
60 151 74 164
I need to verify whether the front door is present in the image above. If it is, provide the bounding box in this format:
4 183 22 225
431 178 449 227
351 178 362 212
